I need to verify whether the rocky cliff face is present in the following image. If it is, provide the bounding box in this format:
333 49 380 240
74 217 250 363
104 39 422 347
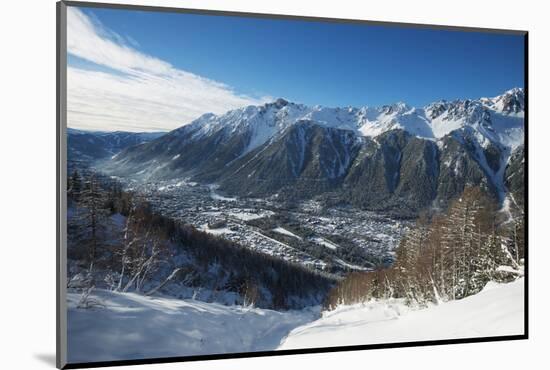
504 145 525 209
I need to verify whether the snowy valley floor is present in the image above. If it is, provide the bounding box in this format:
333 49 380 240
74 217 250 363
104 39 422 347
67 279 524 363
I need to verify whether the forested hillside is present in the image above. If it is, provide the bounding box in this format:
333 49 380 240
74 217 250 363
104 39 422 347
67 170 335 310
324 187 524 309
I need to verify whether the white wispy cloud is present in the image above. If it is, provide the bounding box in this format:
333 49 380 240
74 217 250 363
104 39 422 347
66 7 269 132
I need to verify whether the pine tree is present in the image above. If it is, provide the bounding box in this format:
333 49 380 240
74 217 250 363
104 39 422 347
68 169 82 201
78 173 108 272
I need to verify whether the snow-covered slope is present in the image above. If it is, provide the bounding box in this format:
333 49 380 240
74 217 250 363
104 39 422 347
67 279 523 363
67 289 318 363
172 88 524 153
278 278 524 350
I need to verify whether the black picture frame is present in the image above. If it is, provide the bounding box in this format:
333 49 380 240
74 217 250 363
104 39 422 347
56 1 529 368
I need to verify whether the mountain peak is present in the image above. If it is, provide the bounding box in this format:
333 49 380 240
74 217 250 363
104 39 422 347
273 98 289 107
488 87 525 114
504 87 524 95
380 101 411 115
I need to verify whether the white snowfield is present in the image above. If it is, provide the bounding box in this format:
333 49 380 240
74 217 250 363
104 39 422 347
67 279 523 363
273 226 303 240
279 278 525 350
67 289 317 363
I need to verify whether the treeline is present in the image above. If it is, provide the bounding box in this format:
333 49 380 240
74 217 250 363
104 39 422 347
67 169 335 309
324 187 524 310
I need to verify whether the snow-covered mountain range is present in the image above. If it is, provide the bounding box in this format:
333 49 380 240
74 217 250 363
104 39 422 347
174 87 524 153
97 88 525 215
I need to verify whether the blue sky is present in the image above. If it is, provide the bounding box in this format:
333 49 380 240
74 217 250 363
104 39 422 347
67 6 525 132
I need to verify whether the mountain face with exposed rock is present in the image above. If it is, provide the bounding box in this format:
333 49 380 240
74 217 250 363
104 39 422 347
504 144 525 210
98 88 525 216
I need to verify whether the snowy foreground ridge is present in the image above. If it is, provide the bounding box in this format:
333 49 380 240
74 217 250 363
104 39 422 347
67 290 317 363
279 278 525 350
67 279 523 363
